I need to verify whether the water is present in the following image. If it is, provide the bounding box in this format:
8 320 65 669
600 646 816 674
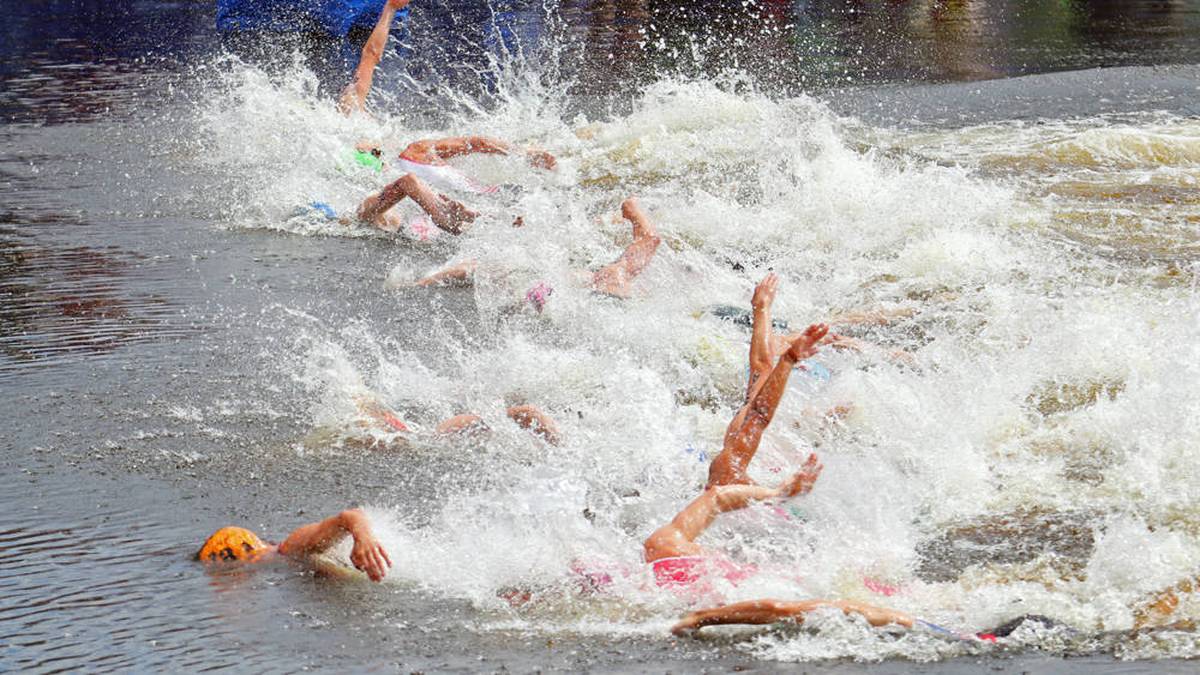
4 0 1200 670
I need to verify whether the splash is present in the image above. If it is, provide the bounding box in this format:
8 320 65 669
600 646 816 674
191 32 1200 662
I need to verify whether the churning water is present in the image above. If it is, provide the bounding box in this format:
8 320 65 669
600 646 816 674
4 0 1200 670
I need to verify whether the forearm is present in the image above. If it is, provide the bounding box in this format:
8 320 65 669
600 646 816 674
279 509 363 557
363 5 399 65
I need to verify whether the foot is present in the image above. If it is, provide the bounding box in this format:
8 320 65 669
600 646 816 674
779 453 823 498
621 197 655 239
784 324 829 362
671 610 712 636
751 273 779 313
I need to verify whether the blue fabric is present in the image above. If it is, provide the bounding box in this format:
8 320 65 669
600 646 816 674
217 0 410 36
308 201 338 220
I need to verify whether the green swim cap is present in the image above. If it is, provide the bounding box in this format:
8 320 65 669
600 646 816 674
351 149 384 172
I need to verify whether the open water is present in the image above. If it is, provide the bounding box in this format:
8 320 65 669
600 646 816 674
4 0 1200 671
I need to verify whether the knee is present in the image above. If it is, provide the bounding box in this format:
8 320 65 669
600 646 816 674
397 173 419 190
642 528 674 562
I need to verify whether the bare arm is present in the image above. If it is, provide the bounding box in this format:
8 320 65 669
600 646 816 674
415 260 477 287
278 509 392 581
338 0 409 115
645 458 821 563
405 136 556 169
435 413 488 435
506 404 561 445
672 599 914 636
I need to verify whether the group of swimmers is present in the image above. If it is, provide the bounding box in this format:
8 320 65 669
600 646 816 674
196 0 1197 644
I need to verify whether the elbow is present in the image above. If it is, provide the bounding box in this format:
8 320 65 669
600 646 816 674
339 509 365 529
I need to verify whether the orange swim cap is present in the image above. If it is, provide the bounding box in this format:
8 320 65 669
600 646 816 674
196 526 270 563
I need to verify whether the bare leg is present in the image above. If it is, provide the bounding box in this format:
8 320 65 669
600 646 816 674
706 324 829 489
415 260 477 287
337 0 409 115
591 197 661 298
644 457 822 564
747 273 779 402
357 173 477 234
671 599 914 636
506 405 561 445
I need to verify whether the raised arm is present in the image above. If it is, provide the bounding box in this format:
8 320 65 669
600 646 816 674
278 508 392 581
338 0 410 115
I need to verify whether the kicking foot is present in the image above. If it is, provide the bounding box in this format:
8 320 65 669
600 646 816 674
779 453 823 498
621 197 656 239
752 272 779 313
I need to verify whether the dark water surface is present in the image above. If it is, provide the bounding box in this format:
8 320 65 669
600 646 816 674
4 0 1200 671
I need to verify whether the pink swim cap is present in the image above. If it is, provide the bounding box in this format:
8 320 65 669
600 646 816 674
525 281 553 312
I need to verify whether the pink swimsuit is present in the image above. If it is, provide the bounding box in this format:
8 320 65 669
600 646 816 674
650 556 759 589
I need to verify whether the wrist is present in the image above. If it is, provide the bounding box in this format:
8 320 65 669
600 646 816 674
339 509 365 533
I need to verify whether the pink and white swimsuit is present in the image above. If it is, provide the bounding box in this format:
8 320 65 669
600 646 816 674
395 156 498 195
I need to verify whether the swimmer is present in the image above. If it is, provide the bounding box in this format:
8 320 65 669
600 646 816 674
652 333 913 636
645 330 828 573
196 508 391 582
356 395 561 445
337 0 411 116
411 196 661 302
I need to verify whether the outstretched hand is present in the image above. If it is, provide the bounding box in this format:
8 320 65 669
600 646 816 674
785 323 829 362
350 532 393 582
527 149 557 170
780 453 823 498
751 272 779 312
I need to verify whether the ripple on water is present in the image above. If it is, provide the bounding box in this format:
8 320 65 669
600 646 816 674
0 227 200 378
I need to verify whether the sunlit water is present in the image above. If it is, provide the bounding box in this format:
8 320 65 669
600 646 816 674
4 0 1200 670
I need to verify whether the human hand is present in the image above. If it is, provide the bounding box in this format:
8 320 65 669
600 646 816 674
780 453 823 497
387 0 411 10
751 272 779 312
527 149 556 170
350 532 393 582
785 323 829 362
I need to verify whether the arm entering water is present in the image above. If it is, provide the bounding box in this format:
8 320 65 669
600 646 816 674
672 599 914 636
278 509 392 581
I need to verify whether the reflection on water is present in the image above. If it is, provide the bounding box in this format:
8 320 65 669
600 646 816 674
0 228 192 374
5 1 1199 124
